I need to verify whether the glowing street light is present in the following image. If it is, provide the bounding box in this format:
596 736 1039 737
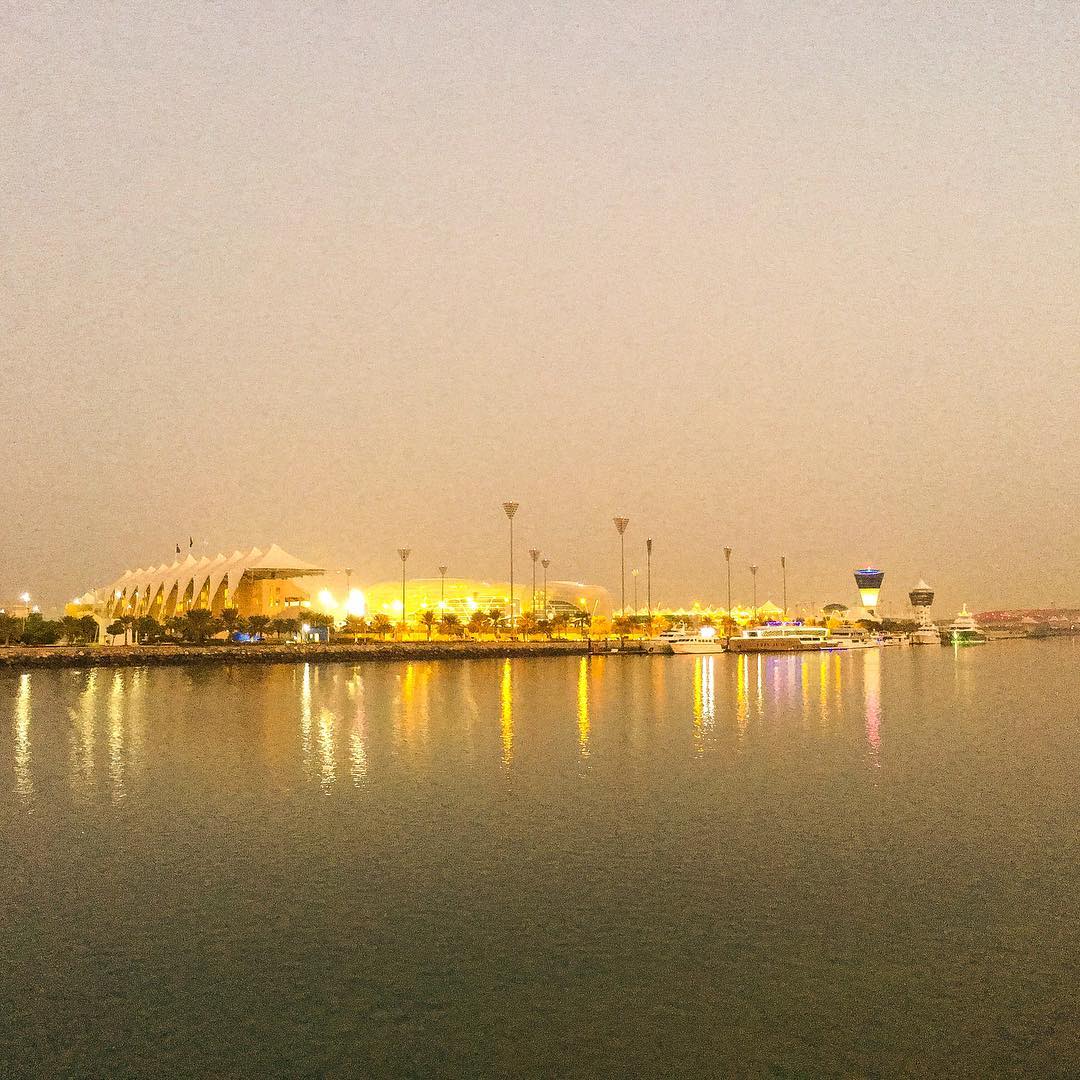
438 564 448 608
529 549 541 613
502 502 519 634
613 516 629 614
631 568 640 613
646 538 653 618
541 558 550 618
723 546 733 614
397 548 411 635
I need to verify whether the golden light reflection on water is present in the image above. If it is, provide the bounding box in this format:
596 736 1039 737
736 655 749 744
14 672 31 800
108 670 126 801
692 656 715 753
300 663 313 778
500 659 513 767
72 669 98 791
317 706 336 792
864 648 882 765
347 672 367 786
577 657 590 759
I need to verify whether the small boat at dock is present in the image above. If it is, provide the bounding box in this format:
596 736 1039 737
726 625 830 653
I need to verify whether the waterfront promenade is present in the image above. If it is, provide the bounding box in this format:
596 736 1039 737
0 639 635 670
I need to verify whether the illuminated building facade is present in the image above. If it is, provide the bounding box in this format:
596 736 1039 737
87 545 327 620
360 578 613 622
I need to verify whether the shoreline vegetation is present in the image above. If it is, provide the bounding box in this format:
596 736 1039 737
0 639 620 671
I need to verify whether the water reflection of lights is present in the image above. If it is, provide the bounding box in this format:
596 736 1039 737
347 673 367 786
577 657 590 759
864 648 882 765
14 673 31 800
317 707 336 792
500 659 513 767
736 655 749 743
73 669 98 790
300 664 313 777
108 670 125 800
692 656 715 752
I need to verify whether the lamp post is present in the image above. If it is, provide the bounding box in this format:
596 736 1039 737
397 548 411 636
781 555 787 617
613 516 629 614
541 558 550 618
528 549 541 613
750 564 758 613
631 568 640 614
724 546 732 615
646 538 653 618
438 565 448 608
502 502 518 634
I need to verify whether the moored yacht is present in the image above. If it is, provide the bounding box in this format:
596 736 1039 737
823 626 877 650
944 606 988 645
910 623 942 645
727 624 829 653
653 626 727 654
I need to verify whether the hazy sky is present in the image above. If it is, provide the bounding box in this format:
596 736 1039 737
3 2 1078 613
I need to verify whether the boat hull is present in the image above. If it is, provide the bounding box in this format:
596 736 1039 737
726 637 823 653
669 642 726 654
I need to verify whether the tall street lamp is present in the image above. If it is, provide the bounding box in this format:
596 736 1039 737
502 502 519 634
613 516 629 614
397 548 411 636
438 565 448 608
646 538 653 618
724 547 733 615
631 568 640 614
541 558 550 618
781 555 787 617
750 563 758 613
528 549 541 613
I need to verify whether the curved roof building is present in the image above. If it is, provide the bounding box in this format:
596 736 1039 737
101 545 325 619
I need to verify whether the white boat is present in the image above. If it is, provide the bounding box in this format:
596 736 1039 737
726 624 830 653
910 623 941 646
945 606 988 645
822 627 877 650
655 626 726 654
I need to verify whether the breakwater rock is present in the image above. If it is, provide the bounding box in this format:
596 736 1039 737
0 640 599 671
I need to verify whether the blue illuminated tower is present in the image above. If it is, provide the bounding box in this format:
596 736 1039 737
853 567 885 616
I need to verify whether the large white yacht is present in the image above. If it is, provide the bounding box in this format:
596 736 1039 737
654 626 726 654
910 623 942 646
822 627 877 650
945 606 988 645
727 624 830 653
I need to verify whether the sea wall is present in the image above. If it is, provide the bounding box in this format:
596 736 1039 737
0 639 602 671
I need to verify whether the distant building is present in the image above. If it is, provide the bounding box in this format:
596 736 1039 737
853 567 885 615
360 577 613 622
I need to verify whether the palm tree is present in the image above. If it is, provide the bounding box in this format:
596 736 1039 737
220 609 241 640
340 615 368 642
550 612 570 639
418 610 437 640
371 613 393 640
517 612 538 640
0 613 20 645
466 610 489 638
184 609 220 643
439 612 462 638
247 615 271 641
487 607 503 640
612 615 634 639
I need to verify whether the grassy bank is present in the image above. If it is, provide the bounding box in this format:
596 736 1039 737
0 639 606 671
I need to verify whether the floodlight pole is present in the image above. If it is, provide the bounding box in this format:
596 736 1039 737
502 502 518 635
613 517 629 614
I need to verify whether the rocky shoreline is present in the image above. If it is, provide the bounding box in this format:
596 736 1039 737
0 639 602 671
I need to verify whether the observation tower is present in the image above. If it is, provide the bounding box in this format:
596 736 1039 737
853 567 885 616
909 580 935 621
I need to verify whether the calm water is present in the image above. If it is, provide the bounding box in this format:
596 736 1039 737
2 641 1078 1078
